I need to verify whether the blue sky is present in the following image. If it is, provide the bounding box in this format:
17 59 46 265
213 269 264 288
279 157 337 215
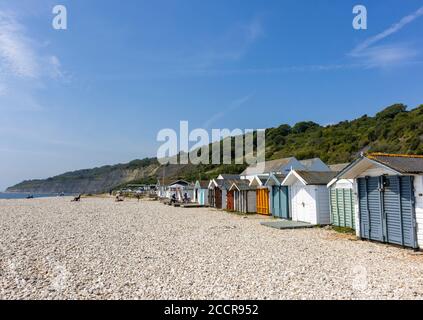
1 0 423 190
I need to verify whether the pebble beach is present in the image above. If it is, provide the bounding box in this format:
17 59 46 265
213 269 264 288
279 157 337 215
1 197 423 300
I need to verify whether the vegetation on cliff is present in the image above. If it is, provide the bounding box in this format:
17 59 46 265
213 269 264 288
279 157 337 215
7 104 423 193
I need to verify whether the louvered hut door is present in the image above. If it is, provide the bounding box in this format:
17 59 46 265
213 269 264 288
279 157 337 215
382 176 417 248
358 176 417 248
330 188 355 229
358 177 384 241
257 188 270 215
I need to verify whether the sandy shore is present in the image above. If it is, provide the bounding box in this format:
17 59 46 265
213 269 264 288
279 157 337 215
1 197 423 300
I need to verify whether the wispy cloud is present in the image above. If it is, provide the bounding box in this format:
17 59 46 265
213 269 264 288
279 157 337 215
186 17 265 70
48 55 64 79
202 93 254 128
349 6 423 67
352 44 418 68
352 6 423 54
180 63 358 77
0 9 66 111
0 11 39 78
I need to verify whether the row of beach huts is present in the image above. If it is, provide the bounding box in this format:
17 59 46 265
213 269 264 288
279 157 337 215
157 153 423 250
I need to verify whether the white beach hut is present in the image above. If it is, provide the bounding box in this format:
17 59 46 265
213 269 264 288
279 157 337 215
282 170 337 225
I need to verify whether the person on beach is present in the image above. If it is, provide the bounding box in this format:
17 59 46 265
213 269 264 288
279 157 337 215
183 192 190 203
170 193 177 204
115 192 124 202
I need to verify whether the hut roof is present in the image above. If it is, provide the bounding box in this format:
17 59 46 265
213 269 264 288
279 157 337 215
240 157 296 176
283 170 338 186
367 153 423 174
230 180 256 191
329 163 350 172
217 174 241 180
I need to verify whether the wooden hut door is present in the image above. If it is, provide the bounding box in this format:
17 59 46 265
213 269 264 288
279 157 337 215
209 189 215 207
215 188 222 209
227 190 234 211
257 188 270 215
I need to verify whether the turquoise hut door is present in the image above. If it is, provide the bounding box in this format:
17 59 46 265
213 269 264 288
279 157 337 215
272 186 290 219
272 187 281 218
198 190 204 205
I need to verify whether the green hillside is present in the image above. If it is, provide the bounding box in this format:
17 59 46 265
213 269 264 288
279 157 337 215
7 103 423 193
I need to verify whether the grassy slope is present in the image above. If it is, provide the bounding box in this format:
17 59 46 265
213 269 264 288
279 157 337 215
8 104 423 192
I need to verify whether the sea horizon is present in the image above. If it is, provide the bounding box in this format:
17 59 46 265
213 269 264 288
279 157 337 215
0 192 76 200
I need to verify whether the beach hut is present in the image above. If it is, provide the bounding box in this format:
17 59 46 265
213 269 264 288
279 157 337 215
250 176 271 215
194 180 209 206
157 179 191 199
331 153 423 249
208 179 222 208
327 164 355 229
223 178 243 211
208 179 227 209
282 170 337 225
167 180 193 201
265 173 290 219
229 180 257 213
208 176 242 210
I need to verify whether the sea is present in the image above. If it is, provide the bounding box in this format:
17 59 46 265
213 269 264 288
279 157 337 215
0 193 75 200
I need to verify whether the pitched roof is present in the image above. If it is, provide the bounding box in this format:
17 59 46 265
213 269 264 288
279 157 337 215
211 178 244 190
367 153 423 174
273 173 286 182
258 177 268 184
217 174 241 180
157 178 191 186
230 180 256 191
294 171 338 185
329 163 350 172
265 173 286 186
241 157 295 175
299 158 329 171
221 178 244 190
